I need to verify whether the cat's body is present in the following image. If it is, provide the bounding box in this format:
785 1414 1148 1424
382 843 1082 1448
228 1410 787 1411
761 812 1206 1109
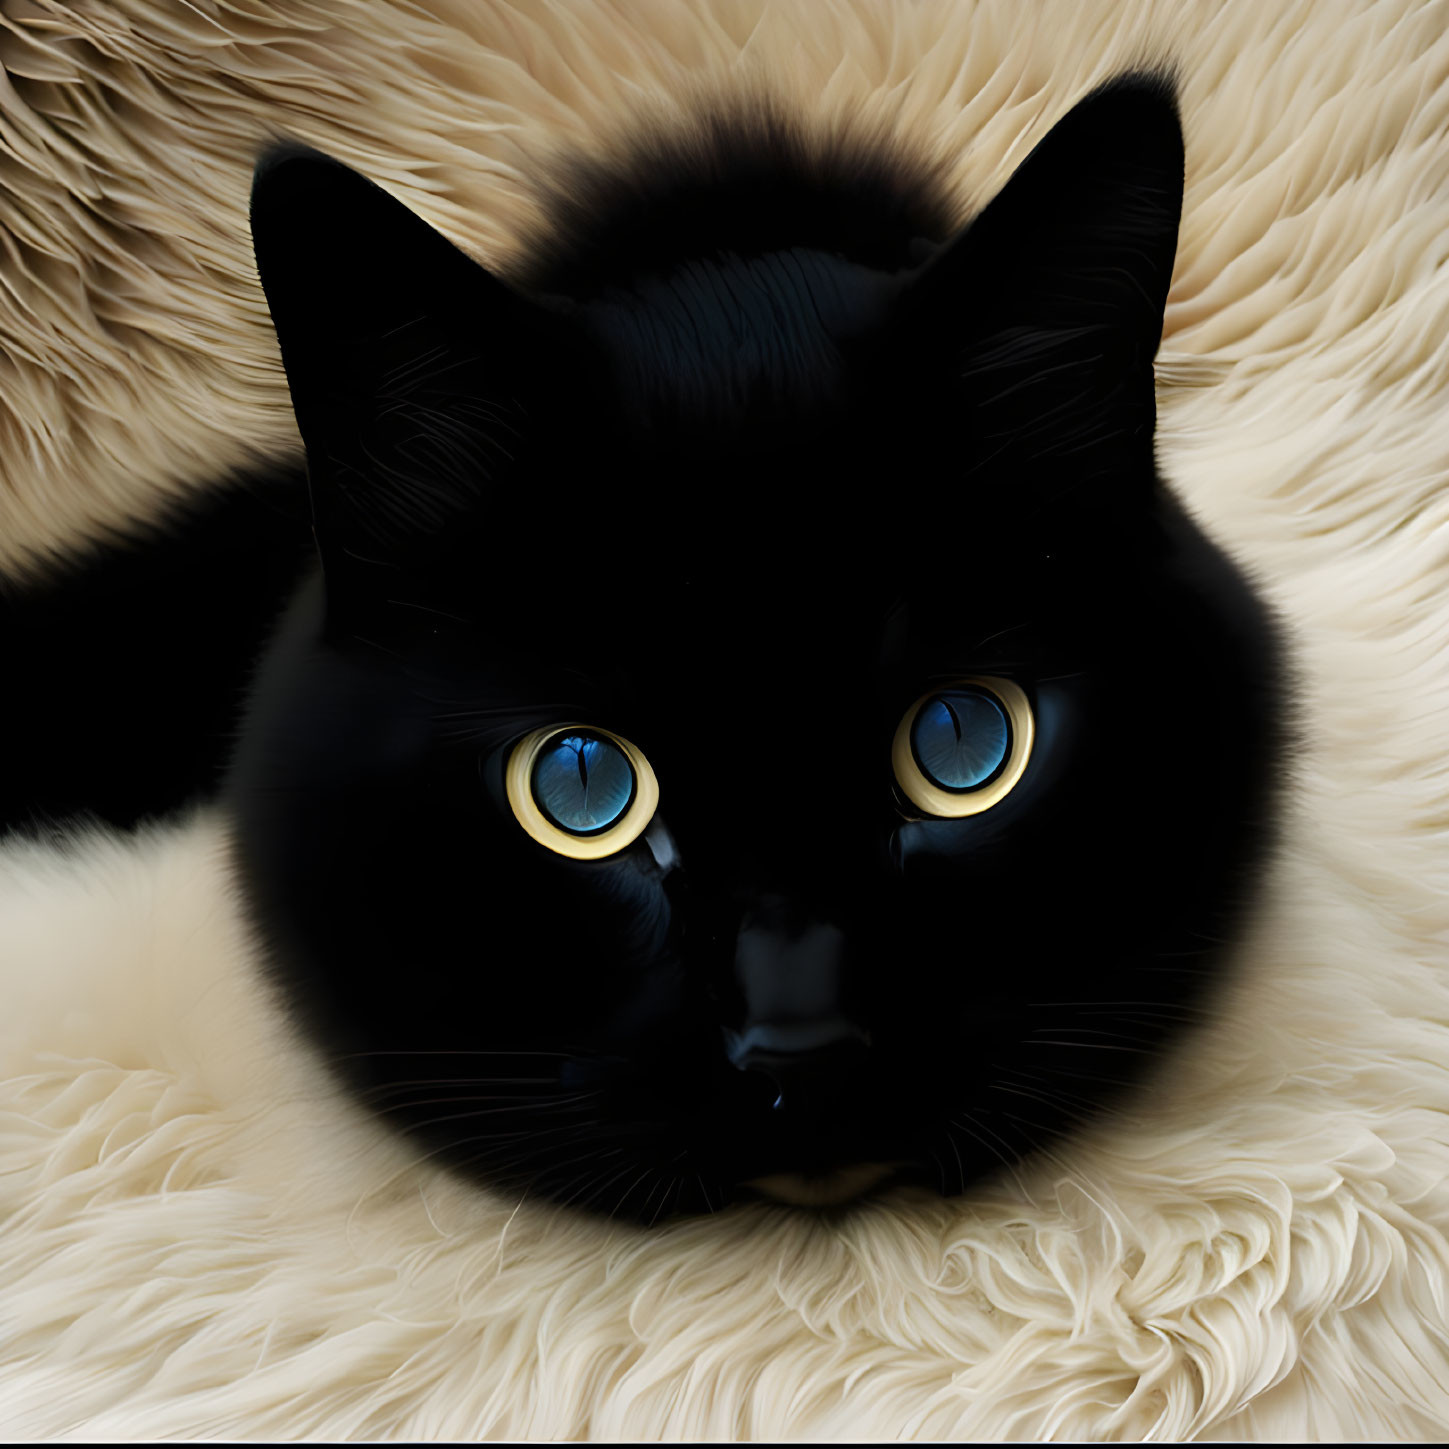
0 468 314 836
3 75 1287 1222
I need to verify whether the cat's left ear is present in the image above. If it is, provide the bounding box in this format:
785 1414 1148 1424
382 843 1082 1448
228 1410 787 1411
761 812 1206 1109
250 146 572 592
902 73 1183 494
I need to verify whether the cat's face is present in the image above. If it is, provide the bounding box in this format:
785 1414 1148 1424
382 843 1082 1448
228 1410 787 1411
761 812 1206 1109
232 76 1283 1221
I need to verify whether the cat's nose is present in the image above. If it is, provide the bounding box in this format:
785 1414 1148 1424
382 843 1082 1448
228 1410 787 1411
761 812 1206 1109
723 895 870 1119
725 1027 871 1121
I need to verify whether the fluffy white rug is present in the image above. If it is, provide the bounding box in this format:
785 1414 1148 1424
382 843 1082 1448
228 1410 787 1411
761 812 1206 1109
2 0 1448 1438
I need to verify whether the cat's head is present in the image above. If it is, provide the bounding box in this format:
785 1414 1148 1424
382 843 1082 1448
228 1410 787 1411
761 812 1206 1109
231 75 1284 1221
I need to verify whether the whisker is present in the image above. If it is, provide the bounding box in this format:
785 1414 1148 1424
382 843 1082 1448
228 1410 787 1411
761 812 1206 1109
464 1135 615 1180
1031 1043 1153 1054
922 1143 950 1196
551 1151 632 1213
695 1173 719 1214
989 1081 1095 1123
996 1115 1115 1201
1008 1061 1144 1092
344 1126 522 1214
390 1092 603 1136
647 1174 687 1227
332 1048 579 1061
939 1123 967 1195
366 1092 601 1122
603 1165 658 1221
947 1112 1037 1206
1030 1000 1210 1014
356 1076 559 1101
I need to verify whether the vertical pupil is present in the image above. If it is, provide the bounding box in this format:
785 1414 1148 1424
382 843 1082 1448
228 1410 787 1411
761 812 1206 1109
532 732 637 835
910 689 1011 792
941 698 963 742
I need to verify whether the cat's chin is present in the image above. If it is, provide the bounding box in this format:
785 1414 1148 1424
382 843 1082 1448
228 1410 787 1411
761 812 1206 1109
744 1161 899 1208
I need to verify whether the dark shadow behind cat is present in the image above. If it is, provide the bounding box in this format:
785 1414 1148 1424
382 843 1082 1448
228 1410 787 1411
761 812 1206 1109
0 73 1285 1222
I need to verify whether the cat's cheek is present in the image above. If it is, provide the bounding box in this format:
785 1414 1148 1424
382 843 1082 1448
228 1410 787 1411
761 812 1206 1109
541 846 679 974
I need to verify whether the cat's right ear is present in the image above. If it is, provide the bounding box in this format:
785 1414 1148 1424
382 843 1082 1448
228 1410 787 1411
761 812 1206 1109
250 145 569 596
894 74 1184 515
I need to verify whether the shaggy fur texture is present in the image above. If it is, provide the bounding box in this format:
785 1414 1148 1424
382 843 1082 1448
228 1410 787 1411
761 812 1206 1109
2 0 1448 1437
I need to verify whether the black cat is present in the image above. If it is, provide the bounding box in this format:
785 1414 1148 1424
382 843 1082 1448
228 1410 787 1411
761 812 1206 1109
4 73 1286 1223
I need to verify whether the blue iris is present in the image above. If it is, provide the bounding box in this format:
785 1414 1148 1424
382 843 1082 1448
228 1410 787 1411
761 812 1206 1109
532 732 636 836
911 688 1010 792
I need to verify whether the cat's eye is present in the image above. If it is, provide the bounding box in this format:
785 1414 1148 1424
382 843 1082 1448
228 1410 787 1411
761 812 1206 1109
506 725 659 859
892 678 1034 817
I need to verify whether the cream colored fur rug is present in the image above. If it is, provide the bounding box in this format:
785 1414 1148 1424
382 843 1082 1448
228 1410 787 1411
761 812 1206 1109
2 0 1448 1438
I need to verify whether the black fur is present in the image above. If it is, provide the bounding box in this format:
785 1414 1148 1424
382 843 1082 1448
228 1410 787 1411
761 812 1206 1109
0 471 313 835
6 74 1288 1224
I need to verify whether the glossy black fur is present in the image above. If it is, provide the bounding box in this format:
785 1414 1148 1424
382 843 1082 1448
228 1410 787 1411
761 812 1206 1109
0 472 314 836
17 73 1288 1223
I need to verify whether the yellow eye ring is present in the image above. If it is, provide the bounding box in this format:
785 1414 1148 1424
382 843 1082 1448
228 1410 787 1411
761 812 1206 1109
505 724 659 859
891 677 1034 818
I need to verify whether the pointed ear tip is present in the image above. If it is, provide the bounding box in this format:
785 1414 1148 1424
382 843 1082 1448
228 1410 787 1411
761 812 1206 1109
248 147 381 250
1087 70 1184 132
250 143 360 217
253 141 327 181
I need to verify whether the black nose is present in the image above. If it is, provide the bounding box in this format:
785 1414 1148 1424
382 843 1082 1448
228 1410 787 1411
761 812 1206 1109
723 896 870 1123
726 1027 871 1122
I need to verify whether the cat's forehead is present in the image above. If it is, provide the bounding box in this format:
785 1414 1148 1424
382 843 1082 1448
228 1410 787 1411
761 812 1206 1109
578 247 899 431
483 503 1027 715
477 422 1031 685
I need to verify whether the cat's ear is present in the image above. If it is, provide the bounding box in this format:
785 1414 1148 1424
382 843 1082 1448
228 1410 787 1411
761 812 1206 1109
250 146 568 589
902 74 1183 498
